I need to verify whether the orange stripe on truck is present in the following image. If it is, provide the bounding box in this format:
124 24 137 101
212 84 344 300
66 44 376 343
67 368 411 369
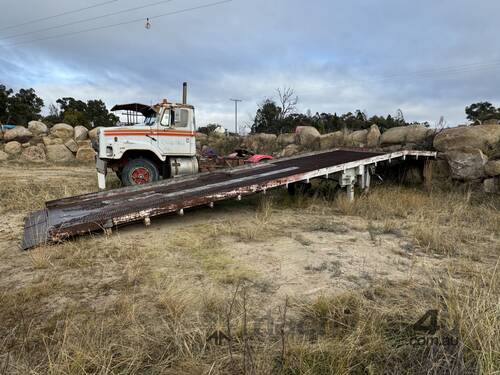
104 131 195 137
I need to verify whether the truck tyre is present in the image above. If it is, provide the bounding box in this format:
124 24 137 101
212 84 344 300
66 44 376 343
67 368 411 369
121 158 160 186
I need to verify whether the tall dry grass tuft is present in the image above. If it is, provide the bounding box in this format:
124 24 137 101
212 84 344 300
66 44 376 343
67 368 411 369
275 288 421 374
28 245 54 269
0 165 121 213
411 221 458 256
324 185 499 256
165 223 259 284
276 275 498 375
440 259 500 374
0 278 214 374
0 180 95 213
42 309 209 374
222 195 277 242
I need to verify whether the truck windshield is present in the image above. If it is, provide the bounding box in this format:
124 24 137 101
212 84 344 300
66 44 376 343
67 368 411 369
144 115 156 125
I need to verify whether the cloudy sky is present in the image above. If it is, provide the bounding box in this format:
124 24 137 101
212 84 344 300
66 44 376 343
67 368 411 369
1 0 499 131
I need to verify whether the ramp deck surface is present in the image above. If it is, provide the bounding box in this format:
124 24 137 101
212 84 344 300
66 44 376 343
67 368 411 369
22 149 430 249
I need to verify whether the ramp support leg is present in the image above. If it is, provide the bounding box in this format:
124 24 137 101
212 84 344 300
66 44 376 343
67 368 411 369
340 168 357 201
347 183 355 201
364 167 371 193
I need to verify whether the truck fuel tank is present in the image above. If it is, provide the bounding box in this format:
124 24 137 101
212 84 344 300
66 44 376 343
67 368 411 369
170 156 199 177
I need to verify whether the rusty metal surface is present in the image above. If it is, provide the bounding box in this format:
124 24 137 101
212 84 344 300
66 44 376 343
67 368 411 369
22 210 49 249
22 149 384 249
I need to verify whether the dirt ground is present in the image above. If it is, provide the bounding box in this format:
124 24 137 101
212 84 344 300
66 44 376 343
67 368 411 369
0 163 498 374
0 164 444 298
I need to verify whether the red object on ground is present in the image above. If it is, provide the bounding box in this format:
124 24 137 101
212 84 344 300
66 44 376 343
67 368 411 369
245 154 273 163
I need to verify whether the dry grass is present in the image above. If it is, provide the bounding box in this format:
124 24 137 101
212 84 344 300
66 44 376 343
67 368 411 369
0 164 499 374
0 180 94 213
276 266 499 374
165 223 260 284
2 257 499 374
0 165 120 213
312 185 499 257
440 260 500 374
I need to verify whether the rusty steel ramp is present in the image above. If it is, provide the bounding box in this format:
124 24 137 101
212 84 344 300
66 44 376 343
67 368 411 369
21 149 436 250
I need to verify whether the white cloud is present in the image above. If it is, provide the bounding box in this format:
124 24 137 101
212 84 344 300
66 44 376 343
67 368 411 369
1 0 499 129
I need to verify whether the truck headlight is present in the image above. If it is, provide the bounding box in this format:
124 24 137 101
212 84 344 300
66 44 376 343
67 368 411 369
106 146 113 157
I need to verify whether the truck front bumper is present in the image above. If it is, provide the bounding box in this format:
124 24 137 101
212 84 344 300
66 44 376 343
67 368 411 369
96 157 108 190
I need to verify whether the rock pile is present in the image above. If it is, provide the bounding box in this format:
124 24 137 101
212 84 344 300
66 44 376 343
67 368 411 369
0 122 96 163
432 124 500 192
194 123 500 193
295 126 321 150
4 126 33 143
1 120 498 193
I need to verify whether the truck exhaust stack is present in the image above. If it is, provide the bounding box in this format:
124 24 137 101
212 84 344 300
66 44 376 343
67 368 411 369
182 82 188 104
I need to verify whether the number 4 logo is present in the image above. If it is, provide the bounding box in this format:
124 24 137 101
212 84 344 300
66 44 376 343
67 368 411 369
413 309 439 335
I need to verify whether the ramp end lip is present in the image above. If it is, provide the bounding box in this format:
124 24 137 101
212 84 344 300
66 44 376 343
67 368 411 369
21 209 49 250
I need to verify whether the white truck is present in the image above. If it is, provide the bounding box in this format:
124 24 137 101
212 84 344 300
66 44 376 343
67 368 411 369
94 83 199 189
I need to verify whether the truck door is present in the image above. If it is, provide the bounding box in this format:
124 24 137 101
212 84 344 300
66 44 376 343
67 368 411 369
157 108 194 155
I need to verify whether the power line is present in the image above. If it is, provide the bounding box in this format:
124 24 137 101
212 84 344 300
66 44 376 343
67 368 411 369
4 0 235 47
323 60 500 91
373 60 500 81
1 0 177 41
4 1 496 86
296 61 500 98
362 62 500 85
0 0 119 32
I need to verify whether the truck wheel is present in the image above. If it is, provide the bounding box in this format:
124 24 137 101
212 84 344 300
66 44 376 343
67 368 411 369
121 158 160 186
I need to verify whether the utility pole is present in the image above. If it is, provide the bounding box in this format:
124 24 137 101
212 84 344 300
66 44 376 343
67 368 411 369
229 98 242 135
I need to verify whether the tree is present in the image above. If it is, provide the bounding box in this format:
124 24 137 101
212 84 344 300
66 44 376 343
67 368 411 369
252 99 282 133
49 97 118 129
197 123 221 135
251 88 418 134
63 109 87 126
85 99 118 128
56 97 87 114
465 102 499 124
43 103 62 125
395 108 405 123
436 116 446 131
56 97 88 126
0 84 13 123
277 87 298 120
7 88 44 125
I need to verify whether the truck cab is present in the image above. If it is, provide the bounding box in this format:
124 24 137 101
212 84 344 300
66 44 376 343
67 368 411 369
95 96 199 189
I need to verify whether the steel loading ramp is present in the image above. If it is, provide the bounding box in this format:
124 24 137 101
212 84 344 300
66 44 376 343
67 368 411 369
21 149 436 250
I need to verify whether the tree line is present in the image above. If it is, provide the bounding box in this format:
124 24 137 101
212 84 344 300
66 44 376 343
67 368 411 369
0 85 44 125
250 88 500 135
251 98 412 134
44 97 118 129
465 102 500 124
250 88 419 134
2 84 499 133
0 84 117 129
